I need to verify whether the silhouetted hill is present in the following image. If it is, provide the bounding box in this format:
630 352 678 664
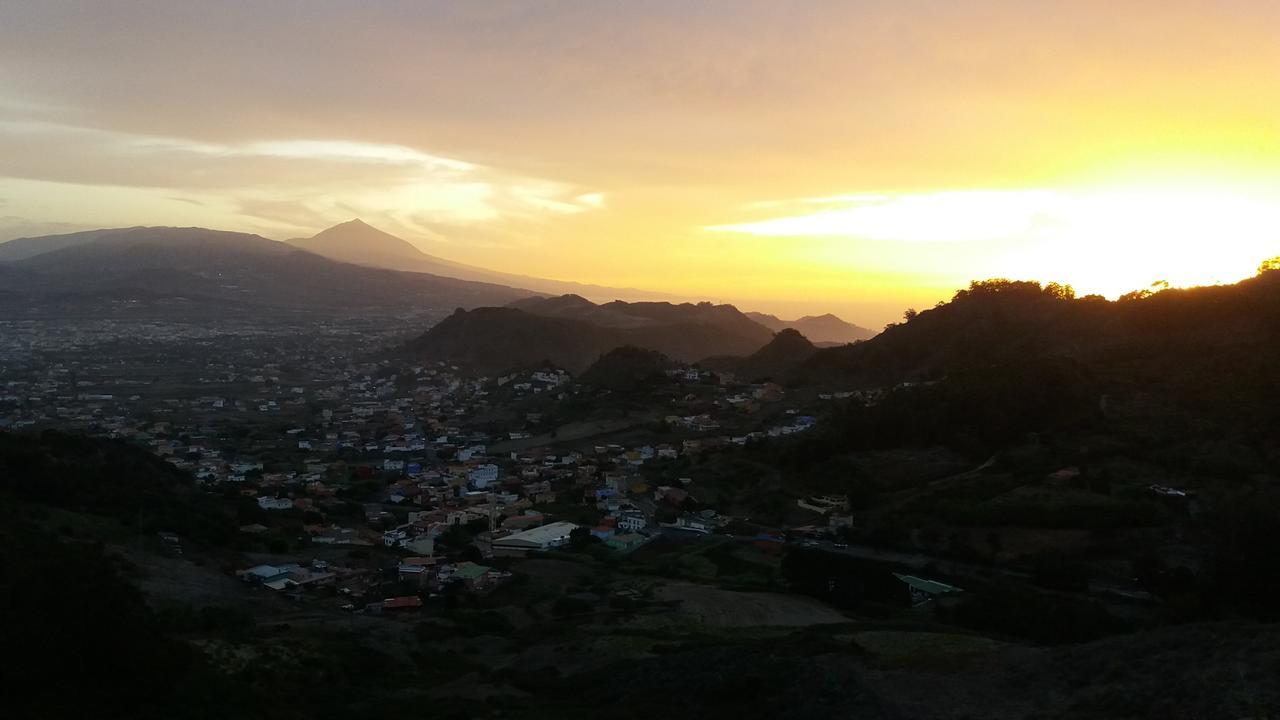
789 269 1280 481
577 345 675 391
746 311 876 344
0 226 536 314
510 294 775 339
403 297 775 375
802 273 1280 393
702 327 818 381
508 292 599 317
402 307 614 374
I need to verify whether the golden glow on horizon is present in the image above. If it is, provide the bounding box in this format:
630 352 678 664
709 176 1280 300
4 2 1280 326
712 190 1061 243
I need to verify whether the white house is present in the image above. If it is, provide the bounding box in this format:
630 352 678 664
257 496 293 511
617 509 647 533
468 464 499 489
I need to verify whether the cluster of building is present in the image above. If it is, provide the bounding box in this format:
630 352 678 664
2 315 876 616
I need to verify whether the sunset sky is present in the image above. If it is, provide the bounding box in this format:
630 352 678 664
2 1 1278 325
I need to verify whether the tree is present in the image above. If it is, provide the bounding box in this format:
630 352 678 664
953 278 1043 301
1259 256 1280 274
1044 282 1075 300
903 308 918 322
438 524 473 549
568 526 599 548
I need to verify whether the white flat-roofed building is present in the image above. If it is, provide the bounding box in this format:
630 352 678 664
491 521 579 555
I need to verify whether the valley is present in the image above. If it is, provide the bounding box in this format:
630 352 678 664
6 5 1279 716
3 233 1279 718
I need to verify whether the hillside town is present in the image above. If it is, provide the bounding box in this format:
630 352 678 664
0 314 858 614
8 2 1280 715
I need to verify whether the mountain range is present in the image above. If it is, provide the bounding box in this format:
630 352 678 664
401 296 777 374
0 220 874 334
285 220 877 339
744 311 876 345
0 226 536 314
508 294 774 340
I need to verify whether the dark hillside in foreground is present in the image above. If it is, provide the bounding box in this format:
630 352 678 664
794 271 1280 454
802 272 1280 389
706 272 1279 390
0 430 237 545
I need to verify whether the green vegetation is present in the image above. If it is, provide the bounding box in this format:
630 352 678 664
577 345 675 393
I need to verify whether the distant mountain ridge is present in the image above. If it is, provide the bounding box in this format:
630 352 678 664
291 220 878 332
288 219 446 269
745 311 876 344
286 219 683 303
0 226 537 314
0 227 146 262
402 295 777 375
0 220 880 335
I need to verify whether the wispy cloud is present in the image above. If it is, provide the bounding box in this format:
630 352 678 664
711 190 1061 243
0 119 604 240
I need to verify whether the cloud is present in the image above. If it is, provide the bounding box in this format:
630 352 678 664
710 184 1280 298
575 193 606 209
2 1 1279 308
232 140 476 172
709 190 1062 243
0 119 604 239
